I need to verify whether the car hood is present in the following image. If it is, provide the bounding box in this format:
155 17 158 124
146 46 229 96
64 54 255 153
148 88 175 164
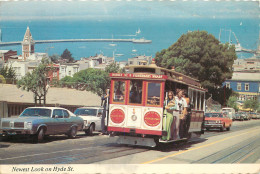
1 116 50 122
78 116 99 121
205 117 224 121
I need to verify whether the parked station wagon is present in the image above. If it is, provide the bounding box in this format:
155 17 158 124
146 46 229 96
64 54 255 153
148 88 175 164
0 107 84 142
204 112 232 131
74 106 106 135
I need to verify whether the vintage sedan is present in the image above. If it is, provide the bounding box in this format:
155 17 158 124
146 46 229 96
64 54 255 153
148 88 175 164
235 112 244 121
0 107 84 142
74 106 106 135
204 112 232 131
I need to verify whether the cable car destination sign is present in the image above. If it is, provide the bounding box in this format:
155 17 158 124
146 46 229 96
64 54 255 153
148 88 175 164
110 73 167 80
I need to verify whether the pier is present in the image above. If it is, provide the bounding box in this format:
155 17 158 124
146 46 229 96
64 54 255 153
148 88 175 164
0 38 152 47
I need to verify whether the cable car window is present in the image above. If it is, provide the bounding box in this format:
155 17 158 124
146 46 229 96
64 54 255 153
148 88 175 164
134 68 155 73
197 91 201 110
147 82 161 106
113 81 125 103
201 92 204 111
193 90 197 110
129 80 143 104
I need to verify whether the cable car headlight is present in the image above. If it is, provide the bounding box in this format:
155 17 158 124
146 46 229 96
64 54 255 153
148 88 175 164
131 115 137 121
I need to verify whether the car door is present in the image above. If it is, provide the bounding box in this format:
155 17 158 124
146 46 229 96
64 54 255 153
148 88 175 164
95 109 103 131
52 109 66 133
62 109 72 132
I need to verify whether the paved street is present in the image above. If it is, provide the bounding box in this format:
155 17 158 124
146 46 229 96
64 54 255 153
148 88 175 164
0 120 260 165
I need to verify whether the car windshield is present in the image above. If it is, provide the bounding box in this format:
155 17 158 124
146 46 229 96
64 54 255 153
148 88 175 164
205 113 223 118
235 113 240 116
20 108 52 117
74 109 97 116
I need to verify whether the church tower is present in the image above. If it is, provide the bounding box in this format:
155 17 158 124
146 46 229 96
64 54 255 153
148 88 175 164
22 27 35 60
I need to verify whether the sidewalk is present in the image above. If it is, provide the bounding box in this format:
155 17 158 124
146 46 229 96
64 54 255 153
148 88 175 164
0 84 101 106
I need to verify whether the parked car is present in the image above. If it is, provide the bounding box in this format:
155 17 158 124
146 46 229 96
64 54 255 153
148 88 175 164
0 107 84 143
250 112 257 119
235 112 244 121
240 112 250 120
222 108 235 120
204 112 232 131
74 106 106 135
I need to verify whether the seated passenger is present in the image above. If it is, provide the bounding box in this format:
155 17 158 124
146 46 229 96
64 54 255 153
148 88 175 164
130 86 138 103
115 88 124 101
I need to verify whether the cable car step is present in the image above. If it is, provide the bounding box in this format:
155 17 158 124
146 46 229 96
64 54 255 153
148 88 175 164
159 138 187 143
117 136 156 147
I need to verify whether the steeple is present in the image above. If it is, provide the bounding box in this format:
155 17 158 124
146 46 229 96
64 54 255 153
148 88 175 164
22 26 35 60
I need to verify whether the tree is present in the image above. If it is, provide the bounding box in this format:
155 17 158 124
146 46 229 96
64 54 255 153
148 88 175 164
243 99 259 111
61 49 74 63
0 75 6 84
0 66 16 83
60 63 124 96
49 54 60 63
155 31 237 101
17 58 51 105
72 68 110 96
227 96 239 112
105 62 125 73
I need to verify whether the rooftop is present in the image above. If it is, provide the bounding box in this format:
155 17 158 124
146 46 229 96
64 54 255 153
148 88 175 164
228 72 260 81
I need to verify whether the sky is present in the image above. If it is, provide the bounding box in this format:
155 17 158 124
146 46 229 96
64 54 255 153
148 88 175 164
0 1 259 21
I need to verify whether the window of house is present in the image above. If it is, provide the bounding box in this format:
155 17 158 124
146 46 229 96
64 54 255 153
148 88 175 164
237 83 241 91
129 61 133 65
245 83 249 91
226 82 230 88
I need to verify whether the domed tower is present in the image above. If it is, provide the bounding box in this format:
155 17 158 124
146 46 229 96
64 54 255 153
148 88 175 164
22 27 35 60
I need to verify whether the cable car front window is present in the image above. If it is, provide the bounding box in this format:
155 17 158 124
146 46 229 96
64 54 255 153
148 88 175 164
113 81 125 103
129 80 143 104
147 82 161 106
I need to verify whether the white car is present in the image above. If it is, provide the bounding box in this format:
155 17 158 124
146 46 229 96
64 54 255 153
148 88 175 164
74 107 107 135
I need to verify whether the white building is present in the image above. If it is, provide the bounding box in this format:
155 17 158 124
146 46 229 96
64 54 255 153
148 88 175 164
233 58 260 72
5 60 40 80
27 52 49 61
128 55 152 66
59 63 80 79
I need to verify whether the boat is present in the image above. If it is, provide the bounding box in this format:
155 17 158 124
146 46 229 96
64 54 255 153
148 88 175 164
115 54 124 57
132 49 137 52
136 28 141 35
109 34 117 46
132 38 152 44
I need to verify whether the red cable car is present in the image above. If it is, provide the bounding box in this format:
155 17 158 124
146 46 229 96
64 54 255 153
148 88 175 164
107 61 207 147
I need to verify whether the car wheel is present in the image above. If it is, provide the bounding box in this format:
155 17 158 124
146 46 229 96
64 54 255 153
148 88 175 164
220 126 224 132
34 128 45 143
68 126 77 138
86 124 94 136
226 126 230 131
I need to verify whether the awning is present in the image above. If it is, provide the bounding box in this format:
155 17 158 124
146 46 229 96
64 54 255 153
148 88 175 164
238 92 259 96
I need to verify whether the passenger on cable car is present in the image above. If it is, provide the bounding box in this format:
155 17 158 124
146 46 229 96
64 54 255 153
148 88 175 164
161 91 176 141
150 96 158 105
172 89 187 140
115 88 124 101
179 90 190 138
